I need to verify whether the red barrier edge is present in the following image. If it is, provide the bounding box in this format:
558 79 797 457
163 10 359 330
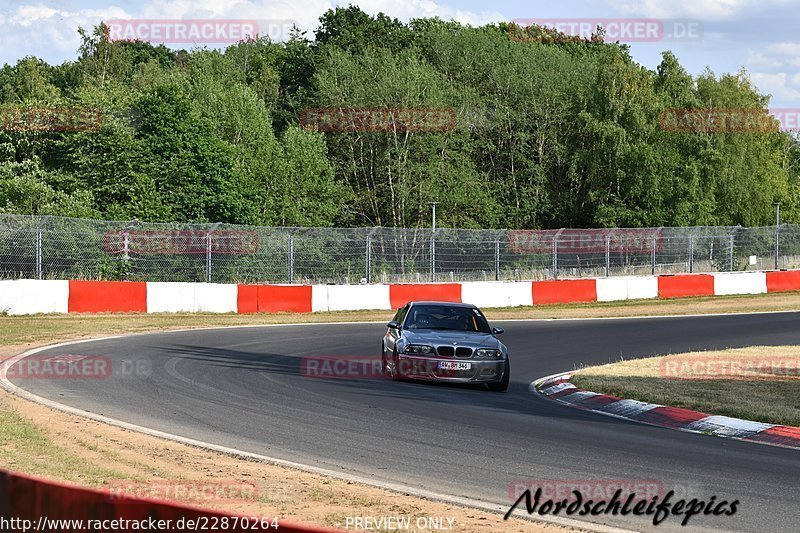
657 274 714 299
766 270 800 293
1 468 328 532
389 284 462 309
630 405 708 429
237 284 259 314
258 285 313 313
531 279 597 305
68 280 147 313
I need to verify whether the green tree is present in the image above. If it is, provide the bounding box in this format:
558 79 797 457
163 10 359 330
0 157 97 217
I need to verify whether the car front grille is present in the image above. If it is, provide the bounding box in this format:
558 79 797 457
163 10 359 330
455 347 472 357
437 346 454 357
435 346 473 357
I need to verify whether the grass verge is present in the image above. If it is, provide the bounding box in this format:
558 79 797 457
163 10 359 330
2 393 578 533
572 346 800 427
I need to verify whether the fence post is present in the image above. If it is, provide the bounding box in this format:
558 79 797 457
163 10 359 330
605 233 610 277
205 233 211 283
729 234 734 271
366 227 380 284
366 234 371 284
689 232 695 273
119 218 139 282
651 235 656 276
495 238 500 281
430 231 436 282
729 226 740 272
775 224 782 270
205 223 220 283
35 217 46 280
35 226 41 279
552 228 565 279
287 231 295 283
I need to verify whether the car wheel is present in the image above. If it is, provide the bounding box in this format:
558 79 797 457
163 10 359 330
390 349 403 381
488 360 510 392
381 343 391 376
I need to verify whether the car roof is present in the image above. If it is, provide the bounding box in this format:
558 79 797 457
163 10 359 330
408 301 478 309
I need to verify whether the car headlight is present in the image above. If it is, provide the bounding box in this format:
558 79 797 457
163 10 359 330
475 349 502 358
404 344 434 355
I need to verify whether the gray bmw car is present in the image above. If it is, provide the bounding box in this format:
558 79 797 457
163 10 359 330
381 301 510 391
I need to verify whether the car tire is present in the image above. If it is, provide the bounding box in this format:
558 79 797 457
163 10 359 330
488 360 510 392
381 343 391 376
390 349 403 381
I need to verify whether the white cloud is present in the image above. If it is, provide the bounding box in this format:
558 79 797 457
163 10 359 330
610 0 787 20
758 42 800 69
135 0 331 30
744 41 800 105
0 4 130 64
0 0 503 65
767 42 800 56
355 0 503 26
751 72 800 103
745 50 783 69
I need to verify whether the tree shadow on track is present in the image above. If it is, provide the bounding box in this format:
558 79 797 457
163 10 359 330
156 343 644 428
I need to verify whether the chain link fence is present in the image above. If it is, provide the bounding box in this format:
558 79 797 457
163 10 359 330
1 214 799 284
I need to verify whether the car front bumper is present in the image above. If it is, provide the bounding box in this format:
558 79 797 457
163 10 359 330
395 354 507 383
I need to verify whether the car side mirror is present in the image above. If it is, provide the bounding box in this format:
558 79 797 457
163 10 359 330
492 326 504 335
387 321 399 329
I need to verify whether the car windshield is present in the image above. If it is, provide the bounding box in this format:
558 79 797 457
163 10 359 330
403 305 491 333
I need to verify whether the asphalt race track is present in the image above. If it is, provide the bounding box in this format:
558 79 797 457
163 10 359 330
9 312 800 532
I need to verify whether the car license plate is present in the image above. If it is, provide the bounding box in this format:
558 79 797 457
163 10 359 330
438 361 471 370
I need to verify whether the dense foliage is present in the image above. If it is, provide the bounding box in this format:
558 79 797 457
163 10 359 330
1 7 797 229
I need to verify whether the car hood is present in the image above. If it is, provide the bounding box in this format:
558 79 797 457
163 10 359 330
403 329 500 349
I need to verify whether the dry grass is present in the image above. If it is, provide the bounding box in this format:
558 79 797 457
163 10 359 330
0 394 571 533
572 346 800 426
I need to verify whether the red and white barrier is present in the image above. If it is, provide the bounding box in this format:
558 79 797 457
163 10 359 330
312 284 391 312
766 270 800 292
596 276 659 302
595 277 628 302
460 281 532 308
390 283 461 309
2 269 800 315
238 284 312 313
147 283 238 313
1 468 327 533
532 279 597 305
712 272 767 295
657 274 714 299
626 275 659 300
0 280 69 315
68 280 147 313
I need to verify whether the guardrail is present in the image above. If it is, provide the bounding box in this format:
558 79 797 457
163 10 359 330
1 270 798 315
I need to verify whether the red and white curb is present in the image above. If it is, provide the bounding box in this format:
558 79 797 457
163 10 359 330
532 373 800 449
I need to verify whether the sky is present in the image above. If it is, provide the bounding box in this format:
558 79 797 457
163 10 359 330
0 0 798 108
